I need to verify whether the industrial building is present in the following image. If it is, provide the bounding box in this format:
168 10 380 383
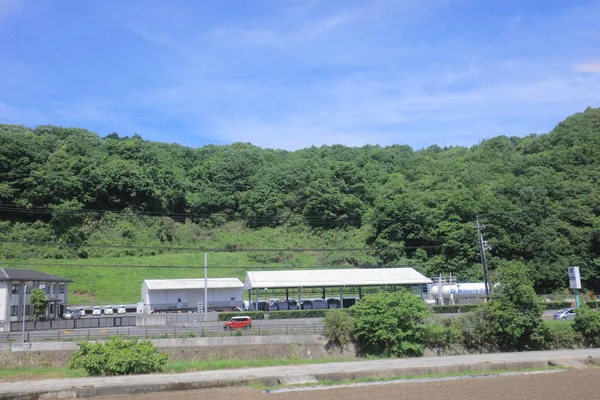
243 268 432 311
141 278 244 313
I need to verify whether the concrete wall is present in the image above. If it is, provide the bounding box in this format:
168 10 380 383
0 283 7 331
0 335 347 369
145 288 243 311
136 312 219 326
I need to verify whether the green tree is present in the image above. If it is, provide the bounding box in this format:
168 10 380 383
350 291 430 357
30 288 48 321
467 261 547 352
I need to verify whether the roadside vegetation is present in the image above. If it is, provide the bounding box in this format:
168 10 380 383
324 264 600 356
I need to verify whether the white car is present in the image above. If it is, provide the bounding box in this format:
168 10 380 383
104 306 114 315
117 305 126 314
92 306 102 316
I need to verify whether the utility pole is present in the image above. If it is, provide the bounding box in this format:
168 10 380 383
204 253 208 323
476 216 491 301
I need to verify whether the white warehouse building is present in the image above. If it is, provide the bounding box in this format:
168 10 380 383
141 278 244 313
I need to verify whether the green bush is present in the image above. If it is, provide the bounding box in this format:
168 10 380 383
68 336 168 376
268 310 332 319
465 262 548 353
217 312 264 321
573 306 600 348
543 302 573 310
350 291 430 357
544 320 580 349
430 305 479 313
323 310 354 352
422 318 467 355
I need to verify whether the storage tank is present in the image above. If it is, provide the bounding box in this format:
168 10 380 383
429 282 487 299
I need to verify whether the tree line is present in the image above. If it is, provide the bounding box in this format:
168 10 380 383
1 107 599 293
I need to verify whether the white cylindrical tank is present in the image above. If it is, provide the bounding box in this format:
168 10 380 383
430 282 487 299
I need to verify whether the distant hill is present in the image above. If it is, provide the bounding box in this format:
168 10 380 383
1 107 599 295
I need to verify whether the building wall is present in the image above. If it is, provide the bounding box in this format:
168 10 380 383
0 282 7 331
7 281 69 323
146 287 243 310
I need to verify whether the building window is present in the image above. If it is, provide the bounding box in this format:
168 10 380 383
49 304 55 314
11 284 19 294
25 305 30 315
52 284 56 294
45 284 50 294
26 285 31 294
59 285 65 294
10 306 18 316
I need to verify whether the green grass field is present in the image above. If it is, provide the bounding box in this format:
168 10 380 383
21 251 320 305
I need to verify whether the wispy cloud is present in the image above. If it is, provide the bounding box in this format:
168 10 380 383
576 61 600 73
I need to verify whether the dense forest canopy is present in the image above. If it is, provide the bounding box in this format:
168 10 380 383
1 107 599 294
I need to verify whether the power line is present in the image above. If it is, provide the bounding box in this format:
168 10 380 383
0 239 445 252
0 262 370 270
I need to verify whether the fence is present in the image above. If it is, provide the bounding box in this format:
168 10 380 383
10 316 136 332
0 322 324 343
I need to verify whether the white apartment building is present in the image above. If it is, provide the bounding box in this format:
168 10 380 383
0 268 73 332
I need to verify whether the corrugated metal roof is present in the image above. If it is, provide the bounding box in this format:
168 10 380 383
244 268 432 290
144 278 244 291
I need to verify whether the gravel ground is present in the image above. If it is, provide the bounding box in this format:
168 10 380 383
99 368 600 400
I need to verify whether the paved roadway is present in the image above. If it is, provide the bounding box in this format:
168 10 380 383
3 318 325 342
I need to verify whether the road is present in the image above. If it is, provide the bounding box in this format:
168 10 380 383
3 317 324 342
95 368 600 400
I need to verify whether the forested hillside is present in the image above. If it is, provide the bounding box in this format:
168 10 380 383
1 107 599 294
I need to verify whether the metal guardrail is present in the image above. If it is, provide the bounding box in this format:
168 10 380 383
0 323 325 343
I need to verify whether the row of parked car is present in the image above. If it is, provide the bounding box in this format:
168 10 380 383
63 305 128 319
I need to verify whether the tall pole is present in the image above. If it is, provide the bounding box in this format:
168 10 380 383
476 216 491 301
21 282 30 343
204 253 208 322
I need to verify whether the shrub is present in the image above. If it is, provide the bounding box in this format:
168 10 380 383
217 312 264 321
430 305 479 313
573 306 600 348
466 262 548 352
544 320 580 349
323 309 354 352
68 336 168 376
350 290 430 357
422 318 467 355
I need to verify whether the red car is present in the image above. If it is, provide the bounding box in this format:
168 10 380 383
223 316 252 330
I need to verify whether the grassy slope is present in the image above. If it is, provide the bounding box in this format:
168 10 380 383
12 223 373 305
29 251 313 305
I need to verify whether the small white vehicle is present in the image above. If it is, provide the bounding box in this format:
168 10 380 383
104 305 114 315
117 305 126 314
92 306 102 316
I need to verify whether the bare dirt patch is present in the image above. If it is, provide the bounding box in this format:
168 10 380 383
98 368 600 400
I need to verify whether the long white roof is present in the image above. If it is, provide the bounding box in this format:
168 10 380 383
144 278 244 291
244 268 431 290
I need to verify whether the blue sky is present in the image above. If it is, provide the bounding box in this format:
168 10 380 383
0 0 599 150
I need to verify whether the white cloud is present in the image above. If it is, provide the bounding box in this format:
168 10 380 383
576 61 600 73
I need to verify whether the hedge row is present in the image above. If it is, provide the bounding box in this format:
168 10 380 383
429 304 480 313
217 301 600 320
